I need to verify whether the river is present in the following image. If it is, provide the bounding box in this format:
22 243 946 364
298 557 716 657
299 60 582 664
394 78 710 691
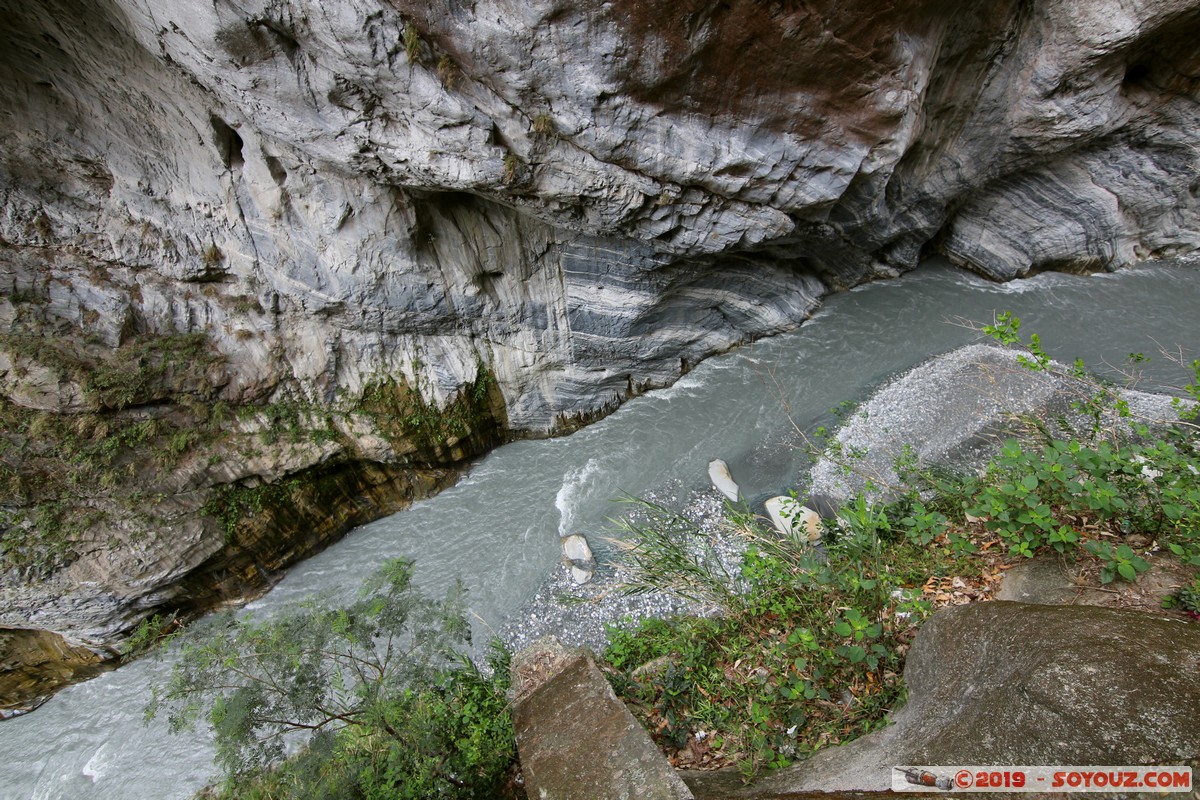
2 258 1198 799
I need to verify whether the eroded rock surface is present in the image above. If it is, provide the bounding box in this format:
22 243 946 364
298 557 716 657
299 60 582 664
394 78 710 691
686 602 1200 797
0 628 107 716
807 343 1187 503
4 0 1199 429
2 0 1199 693
511 639 696 800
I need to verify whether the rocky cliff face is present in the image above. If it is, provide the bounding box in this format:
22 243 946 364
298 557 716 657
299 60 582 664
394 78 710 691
6 0 1197 426
1 0 1198 695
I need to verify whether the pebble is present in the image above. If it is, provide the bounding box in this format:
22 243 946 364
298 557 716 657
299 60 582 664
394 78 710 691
498 485 741 656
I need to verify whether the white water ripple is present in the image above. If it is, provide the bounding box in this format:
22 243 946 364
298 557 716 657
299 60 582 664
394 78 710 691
555 457 603 538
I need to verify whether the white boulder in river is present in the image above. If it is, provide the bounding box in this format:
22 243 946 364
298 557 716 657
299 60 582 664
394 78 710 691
765 496 823 544
708 459 741 502
560 534 596 585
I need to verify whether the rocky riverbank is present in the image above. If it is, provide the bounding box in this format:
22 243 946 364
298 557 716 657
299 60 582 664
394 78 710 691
498 342 1192 655
504 342 1200 797
4 0 1200 716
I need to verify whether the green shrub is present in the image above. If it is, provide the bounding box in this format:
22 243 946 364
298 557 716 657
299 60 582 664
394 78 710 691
147 559 523 799
200 479 301 542
964 312 1200 571
605 500 940 776
959 436 1200 564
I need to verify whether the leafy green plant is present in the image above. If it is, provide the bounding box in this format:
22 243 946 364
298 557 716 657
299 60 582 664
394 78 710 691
965 312 1200 575
147 559 522 799
604 500 941 775
1083 541 1151 584
1165 577 1200 615
120 612 179 658
201 479 302 542
895 499 950 546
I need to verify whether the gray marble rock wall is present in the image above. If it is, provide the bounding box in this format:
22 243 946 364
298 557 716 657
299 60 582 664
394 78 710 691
3 0 1197 431
2 0 1200 673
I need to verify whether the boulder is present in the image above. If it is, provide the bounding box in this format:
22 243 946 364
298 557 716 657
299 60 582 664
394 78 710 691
561 533 596 585
708 459 740 502
511 639 695 800
894 602 1200 768
808 344 1185 503
686 602 1200 797
763 497 822 544
561 533 594 564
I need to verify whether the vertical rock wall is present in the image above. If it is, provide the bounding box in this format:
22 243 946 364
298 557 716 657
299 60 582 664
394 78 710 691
3 0 1193 428
1 0 1198 683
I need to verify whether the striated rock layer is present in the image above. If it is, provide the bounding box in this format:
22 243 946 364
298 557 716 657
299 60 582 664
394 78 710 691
4 0 1198 425
1 0 1199 695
